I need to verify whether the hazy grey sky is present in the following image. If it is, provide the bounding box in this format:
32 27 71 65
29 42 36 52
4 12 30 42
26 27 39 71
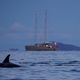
0 0 80 50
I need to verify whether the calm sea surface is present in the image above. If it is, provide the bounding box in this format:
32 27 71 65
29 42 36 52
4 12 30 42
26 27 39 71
0 51 80 80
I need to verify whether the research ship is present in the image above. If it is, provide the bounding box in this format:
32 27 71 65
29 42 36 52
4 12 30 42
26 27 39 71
25 42 57 51
25 11 57 51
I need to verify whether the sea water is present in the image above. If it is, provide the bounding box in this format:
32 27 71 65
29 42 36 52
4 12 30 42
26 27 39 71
0 51 80 80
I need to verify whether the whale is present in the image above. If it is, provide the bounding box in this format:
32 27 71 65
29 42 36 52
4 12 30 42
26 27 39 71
0 54 20 68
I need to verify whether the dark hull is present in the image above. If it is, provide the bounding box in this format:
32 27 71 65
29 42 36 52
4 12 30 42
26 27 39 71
25 46 56 51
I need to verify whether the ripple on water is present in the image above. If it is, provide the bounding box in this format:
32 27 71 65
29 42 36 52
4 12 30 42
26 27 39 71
0 51 80 80
7 79 25 80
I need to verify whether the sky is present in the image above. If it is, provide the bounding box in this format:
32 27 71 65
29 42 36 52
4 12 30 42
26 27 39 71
0 0 80 50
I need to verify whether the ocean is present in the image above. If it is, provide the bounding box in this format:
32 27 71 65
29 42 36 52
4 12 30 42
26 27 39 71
0 51 80 80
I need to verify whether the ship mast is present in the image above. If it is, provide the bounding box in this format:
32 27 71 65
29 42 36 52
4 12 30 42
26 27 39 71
34 12 37 43
34 11 48 43
44 10 47 43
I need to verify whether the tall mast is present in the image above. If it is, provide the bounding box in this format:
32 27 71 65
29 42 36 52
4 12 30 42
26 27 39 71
34 12 37 43
44 10 47 42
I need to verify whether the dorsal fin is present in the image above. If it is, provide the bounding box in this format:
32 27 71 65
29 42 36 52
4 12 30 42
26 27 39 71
2 54 10 63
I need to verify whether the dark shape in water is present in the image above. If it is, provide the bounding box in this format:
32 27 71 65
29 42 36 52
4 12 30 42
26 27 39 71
55 60 80 66
70 69 80 72
0 54 20 68
30 61 50 66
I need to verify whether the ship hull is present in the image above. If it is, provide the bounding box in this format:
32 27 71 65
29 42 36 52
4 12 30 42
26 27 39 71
25 45 56 51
